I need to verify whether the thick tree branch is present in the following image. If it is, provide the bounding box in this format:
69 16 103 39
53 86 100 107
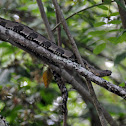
0 26 119 125
0 25 125 100
51 64 118 126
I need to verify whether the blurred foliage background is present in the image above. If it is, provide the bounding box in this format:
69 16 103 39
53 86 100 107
0 0 126 125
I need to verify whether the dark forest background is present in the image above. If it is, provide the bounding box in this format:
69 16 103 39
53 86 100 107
0 0 126 126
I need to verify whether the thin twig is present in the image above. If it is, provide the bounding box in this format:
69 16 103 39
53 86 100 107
63 112 67 126
36 0 55 42
52 0 84 66
51 0 111 125
50 64 118 126
56 11 67 126
52 3 103 31
52 1 117 31
36 0 68 125
118 0 126 29
56 11 62 46
86 80 107 126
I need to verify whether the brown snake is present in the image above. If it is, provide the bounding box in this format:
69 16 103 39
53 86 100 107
0 17 111 77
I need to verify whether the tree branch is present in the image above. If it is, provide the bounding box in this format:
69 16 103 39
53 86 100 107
52 3 103 31
36 0 55 42
117 0 126 29
50 64 118 126
52 0 84 66
86 80 107 126
36 1 68 125
52 1 115 31
0 24 119 125
0 25 125 99
51 0 109 125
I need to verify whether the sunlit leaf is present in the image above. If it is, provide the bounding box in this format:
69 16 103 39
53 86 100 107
119 82 125 87
94 22 106 27
0 42 12 47
109 32 126 44
88 30 106 36
108 20 121 24
98 5 108 10
117 32 126 43
93 43 106 55
108 37 117 44
110 12 119 16
97 14 108 17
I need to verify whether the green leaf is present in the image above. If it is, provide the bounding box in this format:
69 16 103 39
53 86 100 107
93 43 106 55
119 82 125 87
18 6 28 11
110 12 119 16
108 20 121 24
0 42 11 47
117 32 126 43
88 30 106 36
98 5 108 10
108 37 118 44
2 48 17 56
108 37 117 44
114 52 126 64
103 0 111 4
109 32 126 44
108 29 123 33
94 22 106 27
97 14 108 17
